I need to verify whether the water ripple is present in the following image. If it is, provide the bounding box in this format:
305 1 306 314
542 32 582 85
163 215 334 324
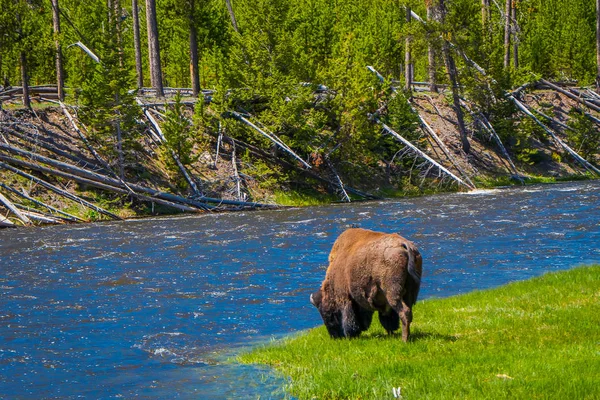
0 180 599 398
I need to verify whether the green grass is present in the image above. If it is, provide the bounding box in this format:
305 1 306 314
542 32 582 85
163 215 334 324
238 266 600 399
474 173 595 188
272 189 340 206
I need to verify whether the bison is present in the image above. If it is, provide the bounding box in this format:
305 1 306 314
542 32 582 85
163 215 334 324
310 228 422 341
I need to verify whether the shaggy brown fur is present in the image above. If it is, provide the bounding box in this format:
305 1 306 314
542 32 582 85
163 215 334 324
310 228 422 341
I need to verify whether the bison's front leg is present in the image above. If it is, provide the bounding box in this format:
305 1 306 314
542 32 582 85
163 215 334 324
341 299 362 338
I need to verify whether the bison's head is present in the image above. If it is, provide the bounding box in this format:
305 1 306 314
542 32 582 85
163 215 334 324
309 288 323 308
310 284 344 338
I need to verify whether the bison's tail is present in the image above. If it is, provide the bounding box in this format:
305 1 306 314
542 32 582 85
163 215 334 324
403 242 422 306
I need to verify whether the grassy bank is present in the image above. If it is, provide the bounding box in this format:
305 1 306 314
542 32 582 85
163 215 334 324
238 266 600 399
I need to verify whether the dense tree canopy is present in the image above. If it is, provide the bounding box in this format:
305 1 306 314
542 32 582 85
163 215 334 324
0 0 597 91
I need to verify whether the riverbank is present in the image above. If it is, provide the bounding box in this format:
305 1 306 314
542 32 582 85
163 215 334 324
1 84 599 227
238 266 600 399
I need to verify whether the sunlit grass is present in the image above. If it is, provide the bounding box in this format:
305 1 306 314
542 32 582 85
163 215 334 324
272 189 340 206
238 266 600 399
474 173 595 188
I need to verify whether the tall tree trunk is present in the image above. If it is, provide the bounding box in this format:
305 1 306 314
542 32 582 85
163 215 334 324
596 0 600 91
481 0 489 29
405 6 412 92
189 0 200 97
132 0 143 88
0 53 3 110
512 0 518 69
481 0 490 44
427 1 438 93
113 0 124 67
225 0 239 32
146 0 164 96
503 0 511 69
20 52 30 109
51 0 64 101
439 0 470 154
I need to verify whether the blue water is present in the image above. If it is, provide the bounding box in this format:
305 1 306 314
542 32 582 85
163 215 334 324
1 180 599 398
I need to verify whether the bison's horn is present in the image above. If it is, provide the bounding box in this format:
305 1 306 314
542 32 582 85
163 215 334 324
310 293 315 306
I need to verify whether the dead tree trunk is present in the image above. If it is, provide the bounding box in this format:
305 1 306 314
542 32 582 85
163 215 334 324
439 0 470 154
405 7 413 92
374 117 474 190
146 0 164 96
51 0 64 101
511 0 518 69
0 161 122 220
503 0 511 69
0 183 86 222
20 52 30 109
427 1 438 93
225 0 239 33
0 191 31 225
597 0 600 91
132 0 144 88
0 53 3 110
509 95 600 176
110 0 124 67
481 0 490 31
189 0 200 97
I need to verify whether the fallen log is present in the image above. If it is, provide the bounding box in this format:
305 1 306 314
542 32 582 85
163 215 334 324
324 156 351 202
412 107 476 188
509 96 600 176
0 182 86 222
68 41 100 63
0 214 15 227
139 101 197 107
216 133 378 200
214 121 223 169
227 111 312 169
230 139 243 201
14 206 64 224
0 191 31 225
137 98 202 196
525 103 577 133
59 101 137 196
373 117 474 190
0 124 101 170
0 141 269 209
0 154 206 213
0 161 121 220
539 79 600 114
460 99 520 178
573 106 600 125
367 66 476 189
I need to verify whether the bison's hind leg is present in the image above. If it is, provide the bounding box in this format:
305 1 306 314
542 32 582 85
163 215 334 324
378 310 400 335
399 302 413 342
383 287 413 342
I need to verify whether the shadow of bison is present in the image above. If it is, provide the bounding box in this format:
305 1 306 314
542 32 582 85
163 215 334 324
310 228 422 341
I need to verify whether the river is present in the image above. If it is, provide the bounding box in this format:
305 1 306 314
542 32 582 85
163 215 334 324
1 180 599 398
